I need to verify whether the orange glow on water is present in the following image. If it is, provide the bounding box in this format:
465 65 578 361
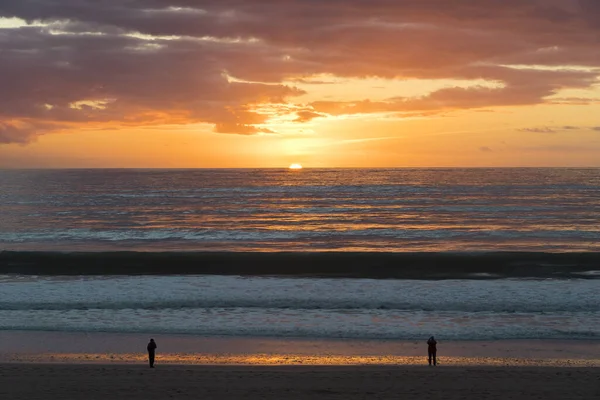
10 353 598 367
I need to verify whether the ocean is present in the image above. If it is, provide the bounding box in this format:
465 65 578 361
1 168 599 252
0 168 599 342
0 275 598 341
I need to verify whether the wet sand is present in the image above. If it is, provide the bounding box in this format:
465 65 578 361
2 331 599 367
1 363 599 400
2 332 598 399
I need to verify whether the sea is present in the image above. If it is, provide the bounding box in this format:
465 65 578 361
0 168 599 342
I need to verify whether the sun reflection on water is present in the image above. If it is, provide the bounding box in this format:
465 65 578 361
10 353 599 367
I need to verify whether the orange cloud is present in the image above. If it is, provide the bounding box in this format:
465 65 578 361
1 0 599 144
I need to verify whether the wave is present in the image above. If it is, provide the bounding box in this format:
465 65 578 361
1 324 598 341
1 251 600 279
0 299 598 313
2 228 600 243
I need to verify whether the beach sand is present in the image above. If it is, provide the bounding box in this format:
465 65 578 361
1 363 599 400
1 332 598 398
2 331 599 365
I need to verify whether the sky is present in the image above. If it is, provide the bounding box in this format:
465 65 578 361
1 0 600 168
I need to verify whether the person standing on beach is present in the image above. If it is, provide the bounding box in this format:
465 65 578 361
147 338 157 368
427 336 437 366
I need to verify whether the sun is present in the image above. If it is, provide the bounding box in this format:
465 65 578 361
289 163 303 170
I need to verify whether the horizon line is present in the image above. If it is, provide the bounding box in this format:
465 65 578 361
1 166 600 171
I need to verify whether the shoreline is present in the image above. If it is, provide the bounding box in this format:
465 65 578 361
7 354 599 368
2 250 600 279
1 331 598 367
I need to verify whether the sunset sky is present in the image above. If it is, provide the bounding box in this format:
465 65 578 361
1 0 600 168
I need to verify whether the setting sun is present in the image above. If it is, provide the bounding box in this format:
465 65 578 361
289 163 303 170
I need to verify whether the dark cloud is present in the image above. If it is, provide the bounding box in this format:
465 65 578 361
578 0 600 27
480 146 494 152
0 0 599 143
519 125 600 133
214 123 275 135
549 97 600 105
311 65 598 115
518 127 557 133
295 111 324 123
0 25 303 141
0 122 38 144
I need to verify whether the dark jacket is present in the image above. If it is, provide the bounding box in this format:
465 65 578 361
427 338 437 352
147 341 157 352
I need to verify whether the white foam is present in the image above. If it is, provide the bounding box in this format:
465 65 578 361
573 271 600 276
0 275 598 340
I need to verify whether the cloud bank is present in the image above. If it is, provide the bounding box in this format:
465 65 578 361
1 0 599 143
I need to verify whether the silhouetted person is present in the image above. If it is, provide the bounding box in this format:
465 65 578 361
427 336 437 366
147 338 157 368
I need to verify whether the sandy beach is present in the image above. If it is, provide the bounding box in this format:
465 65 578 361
1 332 598 398
1 363 598 400
1 331 599 365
